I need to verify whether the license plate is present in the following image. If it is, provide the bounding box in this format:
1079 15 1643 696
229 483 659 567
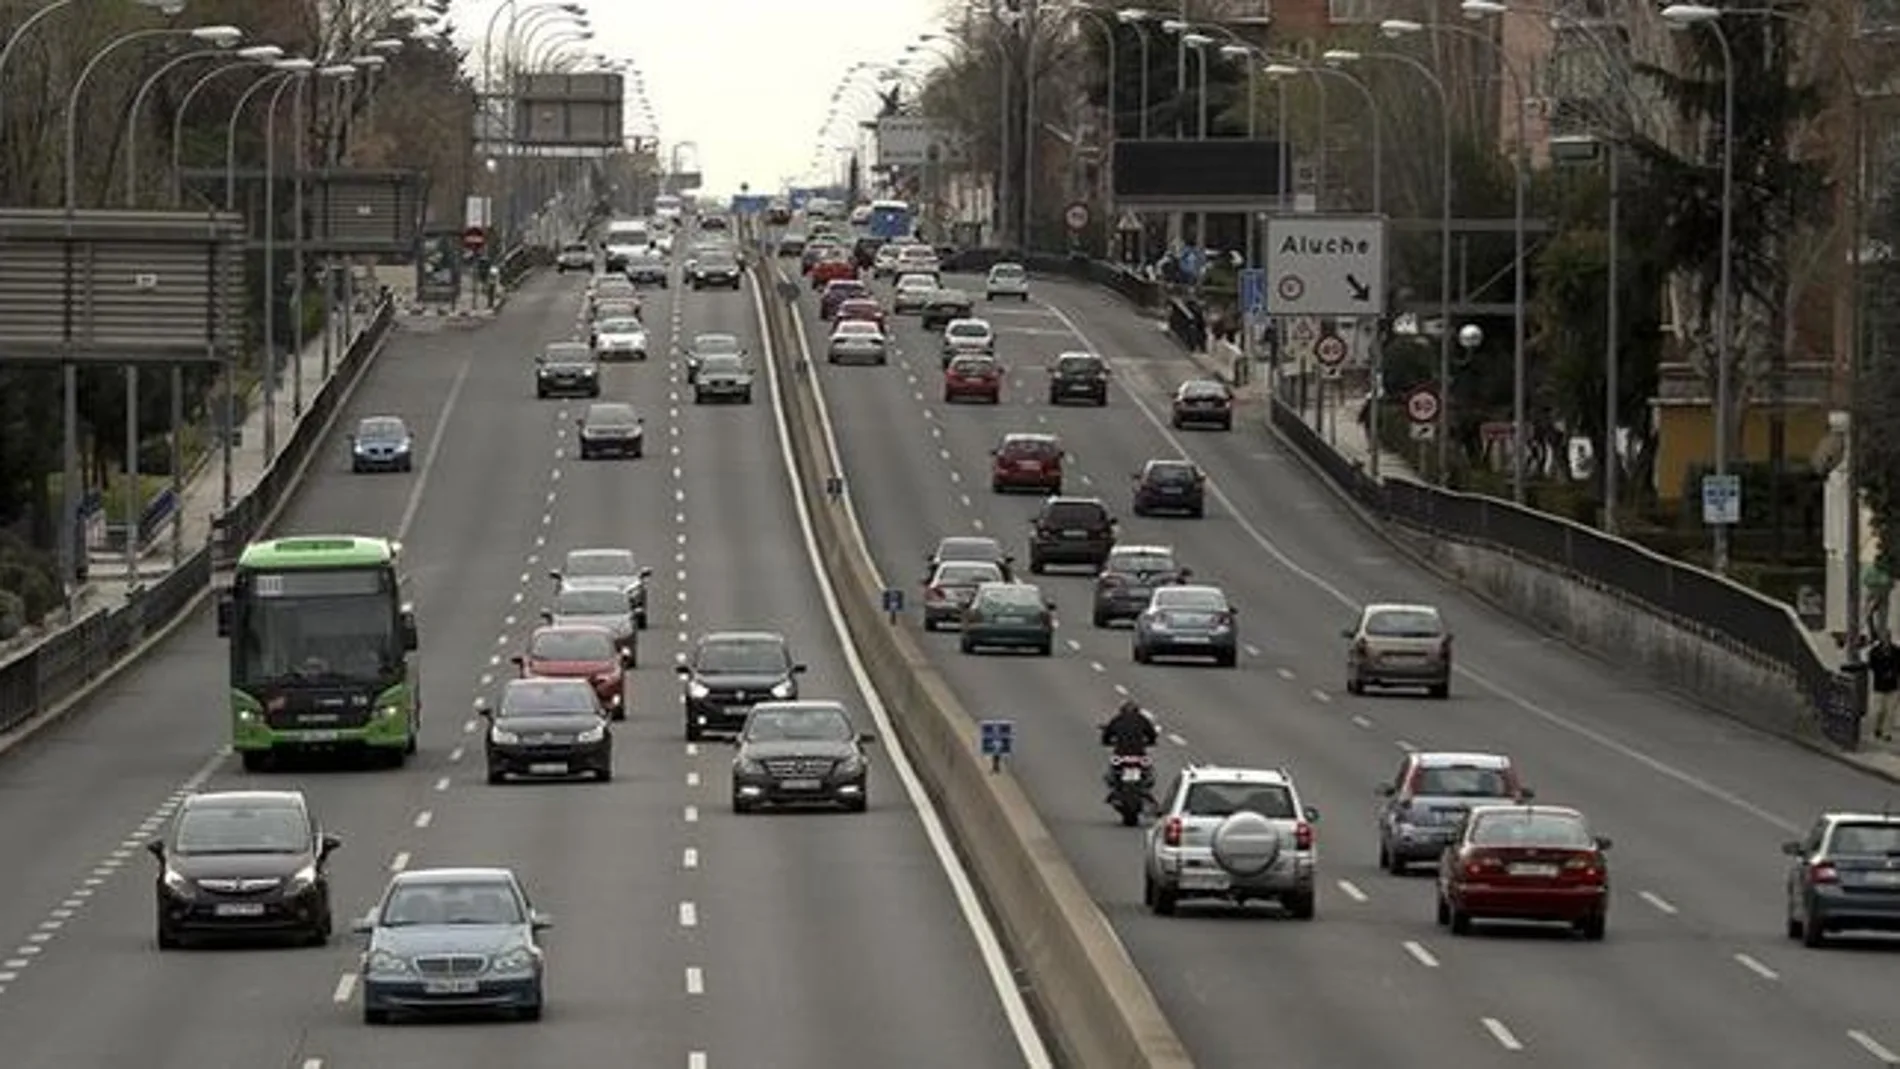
1179 871 1228 890
1508 863 1559 877
528 762 568 775
1175 635 1210 643
423 979 479 995
1017 461 1040 470
214 902 265 917
297 730 341 742
1062 528 1087 537
1120 767 1144 783
780 778 822 791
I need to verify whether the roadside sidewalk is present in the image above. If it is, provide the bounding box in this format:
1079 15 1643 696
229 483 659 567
1190 338 1421 482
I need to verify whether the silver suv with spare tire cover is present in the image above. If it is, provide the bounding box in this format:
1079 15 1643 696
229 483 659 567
1143 765 1320 918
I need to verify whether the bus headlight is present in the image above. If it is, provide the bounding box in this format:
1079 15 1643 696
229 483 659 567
375 703 402 720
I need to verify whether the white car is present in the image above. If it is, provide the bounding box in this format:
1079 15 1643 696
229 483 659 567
827 320 888 365
940 318 995 365
893 273 939 315
556 242 592 273
986 262 1030 301
591 316 648 361
872 243 903 278
652 231 675 255
893 244 941 277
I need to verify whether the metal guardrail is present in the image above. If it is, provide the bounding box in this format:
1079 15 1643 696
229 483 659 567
1266 393 1865 749
0 295 397 735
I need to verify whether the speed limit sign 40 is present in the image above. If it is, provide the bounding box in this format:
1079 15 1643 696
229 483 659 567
1404 385 1441 425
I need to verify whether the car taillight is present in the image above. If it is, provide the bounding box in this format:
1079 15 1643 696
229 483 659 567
1163 817 1184 846
1810 861 1840 884
1562 854 1603 881
1293 821 1314 850
1463 850 1502 876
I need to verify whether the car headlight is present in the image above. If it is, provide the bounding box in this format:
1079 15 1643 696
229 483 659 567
162 868 192 895
735 758 764 775
687 681 710 699
236 707 260 723
770 680 795 699
366 949 410 975
834 753 865 776
490 727 521 744
575 723 606 743
375 702 401 720
580 367 596 377
491 946 538 973
284 864 318 893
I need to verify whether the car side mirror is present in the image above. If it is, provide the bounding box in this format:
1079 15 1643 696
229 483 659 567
1179 568 1193 579
539 609 553 623
674 664 691 676
350 917 375 935
320 833 342 856
792 663 808 674
1227 604 1238 614
639 567 654 578
215 592 233 637
1376 783 1395 797
859 732 877 744
399 610 418 651
1044 601 1057 612
1303 807 1321 823
621 649 636 668
1340 627 1356 639
475 698 493 717
548 570 563 582
531 911 553 931
1444 632 1455 641
146 839 165 860
1781 839 1804 856
1594 836 1612 851
509 655 525 672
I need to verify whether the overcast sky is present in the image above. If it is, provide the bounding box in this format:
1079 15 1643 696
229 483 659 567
454 0 950 196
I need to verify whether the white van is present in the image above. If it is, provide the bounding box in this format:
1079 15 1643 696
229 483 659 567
604 220 651 270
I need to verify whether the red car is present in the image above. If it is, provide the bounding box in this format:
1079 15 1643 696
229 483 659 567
820 279 871 319
512 625 629 720
835 297 886 331
943 355 1003 404
1436 804 1609 940
990 432 1063 493
810 253 858 289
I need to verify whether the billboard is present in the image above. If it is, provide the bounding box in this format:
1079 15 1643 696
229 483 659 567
514 72 624 148
1111 140 1289 209
875 117 968 167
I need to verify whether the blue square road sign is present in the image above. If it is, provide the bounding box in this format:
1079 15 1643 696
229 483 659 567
979 719 1015 757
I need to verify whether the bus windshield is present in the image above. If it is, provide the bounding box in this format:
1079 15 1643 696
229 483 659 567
235 570 399 687
867 200 913 240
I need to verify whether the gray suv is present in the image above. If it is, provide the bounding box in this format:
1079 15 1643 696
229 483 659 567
1145 765 1319 918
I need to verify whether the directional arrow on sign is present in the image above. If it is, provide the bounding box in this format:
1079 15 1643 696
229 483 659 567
1346 274 1371 302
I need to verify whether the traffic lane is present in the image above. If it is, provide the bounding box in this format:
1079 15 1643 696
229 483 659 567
844 297 1873 1067
802 299 1522 1068
672 288 1024 1066
0 275 598 1065
305 280 699 1066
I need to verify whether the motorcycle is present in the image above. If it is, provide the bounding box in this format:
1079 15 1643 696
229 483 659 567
1105 753 1155 826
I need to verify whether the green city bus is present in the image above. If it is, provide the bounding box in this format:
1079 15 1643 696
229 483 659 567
217 535 420 771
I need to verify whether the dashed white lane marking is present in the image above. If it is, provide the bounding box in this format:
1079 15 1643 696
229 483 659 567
1276 667 1295 680
683 805 699 823
689 1052 708 1069
1165 732 1187 747
685 742 699 757
1088 660 1104 673
1350 715 1374 730
1336 879 1369 903
1310 688 1331 704
448 746 464 763
1480 1017 1524 1051
679 901 698 928
684 966 704 995
1849 1030 1900 1065
1733 953 1779 981
389 851 410 873
1639 890 1678 915
463 719 478 733
332 973 357 1004
682 847 699 870
1245 644 1262 657
433 777 450 792
303 1059 323 1069
1396 739 1418 752
413 810 433 829
1401 940 1440 968
1112 683 1129 697
686 770 701 787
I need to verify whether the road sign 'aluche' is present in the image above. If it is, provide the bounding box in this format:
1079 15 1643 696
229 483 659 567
1265 216 1387 317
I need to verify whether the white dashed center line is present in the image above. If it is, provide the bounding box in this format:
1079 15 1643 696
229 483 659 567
1480 1017 1524 1051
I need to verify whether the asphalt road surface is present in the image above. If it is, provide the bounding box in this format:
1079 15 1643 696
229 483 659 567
784 258 1900 1069
0 263 1033 1069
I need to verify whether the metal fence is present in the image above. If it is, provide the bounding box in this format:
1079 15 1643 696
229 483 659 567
1266 395 1864 749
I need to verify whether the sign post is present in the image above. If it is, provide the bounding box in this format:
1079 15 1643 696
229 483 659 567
978 719 1015 774
1405 384 1441 474
1701 473 1742 528
880 587 904 624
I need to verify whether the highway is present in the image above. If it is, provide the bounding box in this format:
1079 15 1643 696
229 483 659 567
0 262 1034 1068
784 257 1900 1069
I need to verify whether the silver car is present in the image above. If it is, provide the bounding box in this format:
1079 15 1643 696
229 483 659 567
555 241 592 273
591 315 647 361
693 353 754 404
940 317 995 365
1144 765 1319 918
922 560 1007 630
542 585 638 666
985 261 1030 301
551 548 652 629
1344 602 1452 699
1132 584 1239 667
827 320 888 365
356 866 551 1023
892 272 938 314
1377 751 1531 873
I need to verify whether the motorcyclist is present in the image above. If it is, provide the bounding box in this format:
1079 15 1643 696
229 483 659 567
1100 699 1160 798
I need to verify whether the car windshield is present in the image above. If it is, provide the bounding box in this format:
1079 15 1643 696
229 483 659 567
544 343 592 363
1041 503 1102 527
746 707 853 742
1058 356 1103 374
585 404 638 426
1109 552 1176 574
700 354 744 374
1003 438 1058 457
357 418 405 441
562 243 588 253
827 283 868 297
949 323 988 337
1414 766 1512 797
1152 588 1226 611
1146 464 1196 484
700 252 736 266
499 679 595 716
978 586 1043 610
1469 811 1593 848
693 335 740 356
594 303 639 320
1184 782 1295 820
529 629 614 661
696 638 789 674
1830 823 1900 855
990 265 1024 279
555 588 625 615
1366 609 1444 638
898 277 933 290
596 318 642 334
380 880 523 927
936 562 1004 586
949 358 995 374
565 551 635 578
173 804 308 855
840 301 878 315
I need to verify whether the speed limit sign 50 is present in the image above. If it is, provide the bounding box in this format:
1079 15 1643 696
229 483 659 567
1404 386 1441 424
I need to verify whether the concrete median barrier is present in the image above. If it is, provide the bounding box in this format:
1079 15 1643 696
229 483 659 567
750 261 1193 1069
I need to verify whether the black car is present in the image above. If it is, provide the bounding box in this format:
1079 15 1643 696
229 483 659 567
349 415 413 473
699 214 731 233
690 250 742 290
683 332 743 385
1028 496 1117 573
576 402 644 459
480 677 614 783
920 289 975 331
536 342 600 398
625 251 670 288
730 700 874 813
677 631 807 741
1047 351 1110 406
1132 458 1207 517
1092 544 1191 626
1171 379 1235 430
149 789 339 948
766 205 792 225
852 235 885 269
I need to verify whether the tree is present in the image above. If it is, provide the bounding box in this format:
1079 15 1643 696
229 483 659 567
1855 156 1900 568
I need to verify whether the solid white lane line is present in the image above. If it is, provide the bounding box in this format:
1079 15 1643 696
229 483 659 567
684 966 704 995
1849 1030 1900 1065
1639 890 1678 915
1480 1017 1524 1051
332 974 356 1004
679 901 698 928
682 847 698 870
1401 940 1439 968
1733 953 1779 981
395 354 473 540
413 811 432 829
389 851 410 873
1336 879 1369 903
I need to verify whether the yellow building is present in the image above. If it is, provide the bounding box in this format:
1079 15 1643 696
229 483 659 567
1649 360 1836 504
